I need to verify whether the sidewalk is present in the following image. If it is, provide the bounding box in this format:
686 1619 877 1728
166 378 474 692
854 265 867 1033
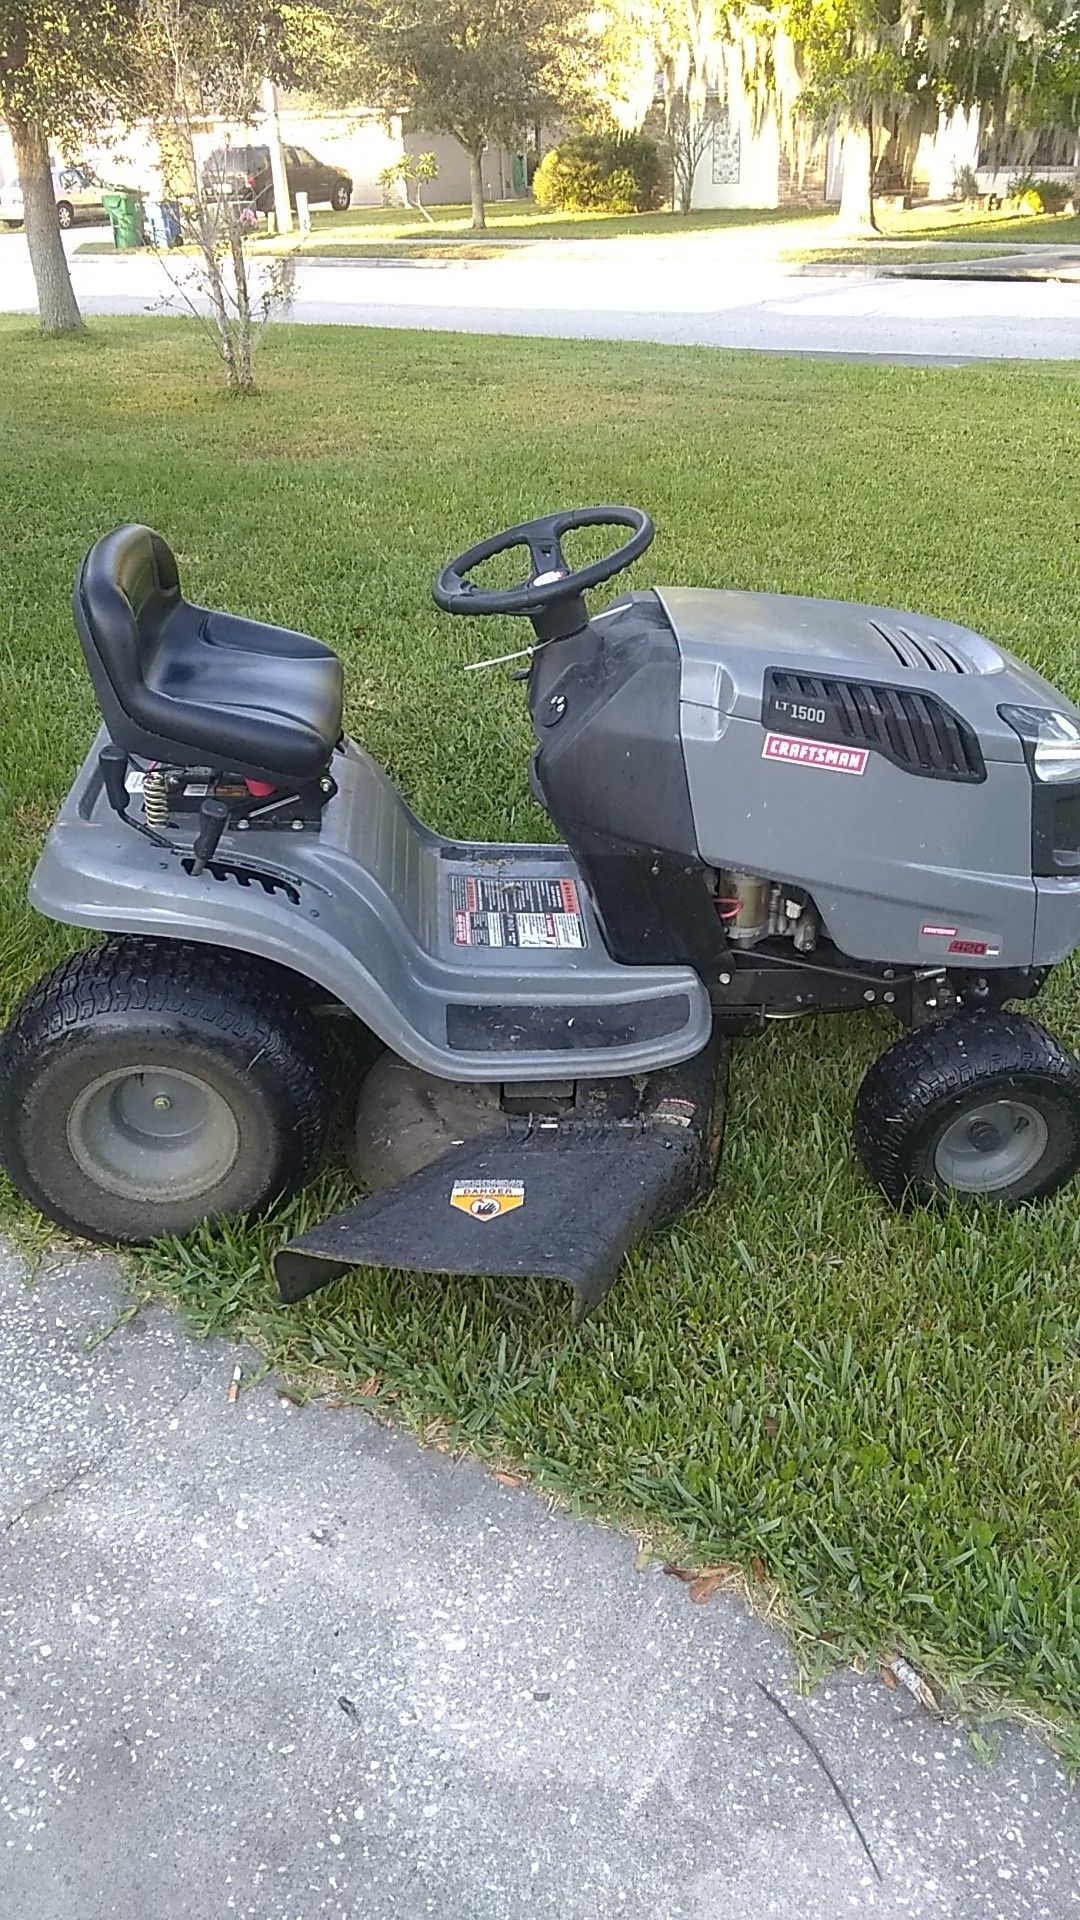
894 246 1080 283
2 1241 1077 1919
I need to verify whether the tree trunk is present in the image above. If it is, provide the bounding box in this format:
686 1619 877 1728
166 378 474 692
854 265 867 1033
468 146 486 231
675 149 692 214
867 112 877 233
10 116 85 336
228 220 254 394
837 118 879 235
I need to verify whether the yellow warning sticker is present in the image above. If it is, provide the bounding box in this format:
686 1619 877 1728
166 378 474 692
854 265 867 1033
450 1179 525 1222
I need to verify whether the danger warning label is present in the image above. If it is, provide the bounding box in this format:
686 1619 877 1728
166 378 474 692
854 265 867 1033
450 1180 525 1221
450 874 586 949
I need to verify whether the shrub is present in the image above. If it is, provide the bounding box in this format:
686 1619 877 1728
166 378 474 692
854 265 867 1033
533 145 601 212
1004 171 1073 216
1031 175 1073 214
1006 172 1044 215
533 133 664 215
952 163 979 203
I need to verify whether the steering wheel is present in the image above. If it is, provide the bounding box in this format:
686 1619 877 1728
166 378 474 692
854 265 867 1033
432 507 654 632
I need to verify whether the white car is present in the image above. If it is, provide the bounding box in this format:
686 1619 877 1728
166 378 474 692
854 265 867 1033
0 164 109 230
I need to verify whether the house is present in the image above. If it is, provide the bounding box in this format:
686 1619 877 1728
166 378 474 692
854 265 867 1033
0 108 525 211
688 95 1078 212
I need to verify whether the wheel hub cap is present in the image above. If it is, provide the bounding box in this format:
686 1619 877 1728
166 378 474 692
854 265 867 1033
933 1098 1048 1194
67 1066 240 1203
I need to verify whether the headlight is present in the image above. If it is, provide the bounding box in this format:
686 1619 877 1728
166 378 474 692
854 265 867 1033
1001 706 1080 783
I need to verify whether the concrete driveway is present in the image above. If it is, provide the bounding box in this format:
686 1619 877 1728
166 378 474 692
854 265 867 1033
2 1241 1077 1919
2 226 1079 359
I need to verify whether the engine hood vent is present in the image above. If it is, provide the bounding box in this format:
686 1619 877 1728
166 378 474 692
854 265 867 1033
655 587 1004 678
868 619 970 673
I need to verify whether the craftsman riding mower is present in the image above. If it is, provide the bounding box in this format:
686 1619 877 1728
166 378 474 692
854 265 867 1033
3 506 1080 1315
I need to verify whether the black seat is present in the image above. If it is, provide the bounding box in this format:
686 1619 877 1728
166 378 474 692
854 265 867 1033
73 525 345 784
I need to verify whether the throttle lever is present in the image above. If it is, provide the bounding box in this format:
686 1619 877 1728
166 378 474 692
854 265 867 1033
191 798 229 875
98 742 130 817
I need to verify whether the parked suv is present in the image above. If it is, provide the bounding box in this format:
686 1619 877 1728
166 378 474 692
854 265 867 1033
202 143 352 214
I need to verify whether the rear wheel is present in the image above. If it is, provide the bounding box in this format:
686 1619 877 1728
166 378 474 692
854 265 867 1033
0 939 331 1242
854 1011 1080 1208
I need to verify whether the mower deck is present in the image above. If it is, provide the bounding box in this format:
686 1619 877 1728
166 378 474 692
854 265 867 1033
30 733 712 1083
274 1034 728 1319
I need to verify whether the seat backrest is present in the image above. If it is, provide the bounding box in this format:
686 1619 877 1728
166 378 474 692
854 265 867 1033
73 524 181 746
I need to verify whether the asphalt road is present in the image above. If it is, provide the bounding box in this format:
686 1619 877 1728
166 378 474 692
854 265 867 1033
2 1241 1079 1919
2 226 1079 360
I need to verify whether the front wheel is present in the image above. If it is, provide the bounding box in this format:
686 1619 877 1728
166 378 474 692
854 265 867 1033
854 1011 1080 1208
55 201 74 229
330 183 351 212
0 939 331 1242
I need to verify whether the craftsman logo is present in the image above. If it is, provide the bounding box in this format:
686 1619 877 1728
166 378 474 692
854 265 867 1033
762 732 868 775
948 938 1000 957
921 924 958 939
450 1180 525 1221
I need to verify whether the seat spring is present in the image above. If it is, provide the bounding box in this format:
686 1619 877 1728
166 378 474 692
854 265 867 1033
143 768 169 829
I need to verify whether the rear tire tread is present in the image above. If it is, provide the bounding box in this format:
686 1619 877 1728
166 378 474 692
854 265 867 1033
0 937 330 1235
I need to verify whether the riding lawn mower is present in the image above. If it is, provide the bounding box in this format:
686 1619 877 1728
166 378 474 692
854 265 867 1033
3 506 1080 1316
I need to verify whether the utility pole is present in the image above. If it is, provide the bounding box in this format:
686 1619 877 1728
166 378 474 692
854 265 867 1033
260 75 292 236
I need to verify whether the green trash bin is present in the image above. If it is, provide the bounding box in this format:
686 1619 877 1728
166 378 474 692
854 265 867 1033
102 190 145 250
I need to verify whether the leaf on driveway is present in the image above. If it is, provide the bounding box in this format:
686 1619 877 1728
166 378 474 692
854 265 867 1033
663 1564 732 1602
688 1571 728 1604
492 1469 523 1489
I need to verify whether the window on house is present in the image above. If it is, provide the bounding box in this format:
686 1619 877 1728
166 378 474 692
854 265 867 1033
710 111 741 187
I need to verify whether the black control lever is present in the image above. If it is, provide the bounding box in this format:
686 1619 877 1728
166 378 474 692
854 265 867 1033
191 798 229 875
99 742 129 817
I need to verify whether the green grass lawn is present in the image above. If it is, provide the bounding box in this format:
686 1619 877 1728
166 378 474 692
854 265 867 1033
784 243 1028 267
789 206 1080 268
267 199 1080 258
73 195 1080 263
3 318 1080 1752
884 204 1080 245
73 200 827 261
292 199 824 245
